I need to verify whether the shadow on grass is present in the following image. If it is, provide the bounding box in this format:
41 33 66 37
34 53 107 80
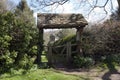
102 56 120 80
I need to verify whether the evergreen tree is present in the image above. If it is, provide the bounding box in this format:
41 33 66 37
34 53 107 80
9 0 38 68
15 0 35 26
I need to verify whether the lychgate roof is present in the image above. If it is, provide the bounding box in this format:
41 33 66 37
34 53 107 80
37 13 88 29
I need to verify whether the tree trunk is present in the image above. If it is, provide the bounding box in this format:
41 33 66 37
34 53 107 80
117 0 120 17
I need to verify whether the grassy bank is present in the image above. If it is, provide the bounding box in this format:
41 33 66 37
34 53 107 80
0 69 89 80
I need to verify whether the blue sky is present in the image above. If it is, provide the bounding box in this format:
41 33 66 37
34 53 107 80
11 0 118 23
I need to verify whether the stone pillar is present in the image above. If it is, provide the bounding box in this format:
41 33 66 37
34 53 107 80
76 27 84 56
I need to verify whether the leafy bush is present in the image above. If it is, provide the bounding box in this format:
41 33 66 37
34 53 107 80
102 54 120 65
73 56 94 68
0 12 17 73
0 11 38 73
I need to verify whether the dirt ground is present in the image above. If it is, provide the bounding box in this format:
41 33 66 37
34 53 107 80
56 67 120 80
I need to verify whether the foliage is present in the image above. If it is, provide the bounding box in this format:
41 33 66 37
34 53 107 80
102 54 120 65
9 14 38 68
81 20 120 56
11 0 38 69
54 34 76 45
80 29 95 54
94 21 120 54
73 56 94 68
0 0 38 73
53 34 76 55
55 29 76 39
0 12 17 73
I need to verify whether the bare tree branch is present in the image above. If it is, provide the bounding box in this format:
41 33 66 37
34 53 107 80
30 0 119 20
37 0 69 6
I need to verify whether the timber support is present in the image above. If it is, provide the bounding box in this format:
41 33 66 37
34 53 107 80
36 28 44 65
76 27 84 56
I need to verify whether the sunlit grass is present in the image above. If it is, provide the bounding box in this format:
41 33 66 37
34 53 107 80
41 55 48 62
0 69 89 80
41 51 48 62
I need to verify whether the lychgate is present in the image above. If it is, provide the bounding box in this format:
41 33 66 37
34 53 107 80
37 13 88 66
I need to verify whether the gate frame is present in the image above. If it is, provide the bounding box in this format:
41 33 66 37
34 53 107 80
47 42 73 66
37 13 88 65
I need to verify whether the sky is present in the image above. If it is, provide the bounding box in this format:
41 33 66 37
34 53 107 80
11 0 118 23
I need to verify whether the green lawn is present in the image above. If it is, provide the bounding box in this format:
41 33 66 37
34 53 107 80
0 69 89 80
41 55 48 62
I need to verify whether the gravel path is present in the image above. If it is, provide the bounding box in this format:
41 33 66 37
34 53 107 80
56 67 120 80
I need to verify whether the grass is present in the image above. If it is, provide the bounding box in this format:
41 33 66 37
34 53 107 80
41 55 48 62
41 51 48 62
0 69 89 80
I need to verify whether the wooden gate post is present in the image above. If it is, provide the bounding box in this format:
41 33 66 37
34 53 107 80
66 42 72 63
48 45 52 66
36 28 43 65
76 27 84 56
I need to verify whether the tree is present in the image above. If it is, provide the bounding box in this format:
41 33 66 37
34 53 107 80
15 0 35 25
30 0 120 19
9 0 38 68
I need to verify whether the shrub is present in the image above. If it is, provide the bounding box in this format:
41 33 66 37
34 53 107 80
0 12 18 73
103 54 120 65
73 56 94 68
0 11 38 73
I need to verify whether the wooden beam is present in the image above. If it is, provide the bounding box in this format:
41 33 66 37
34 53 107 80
66 42 72 63
48 46 52 66
36 28 44 65
76 27 84 56
38 22 88 29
